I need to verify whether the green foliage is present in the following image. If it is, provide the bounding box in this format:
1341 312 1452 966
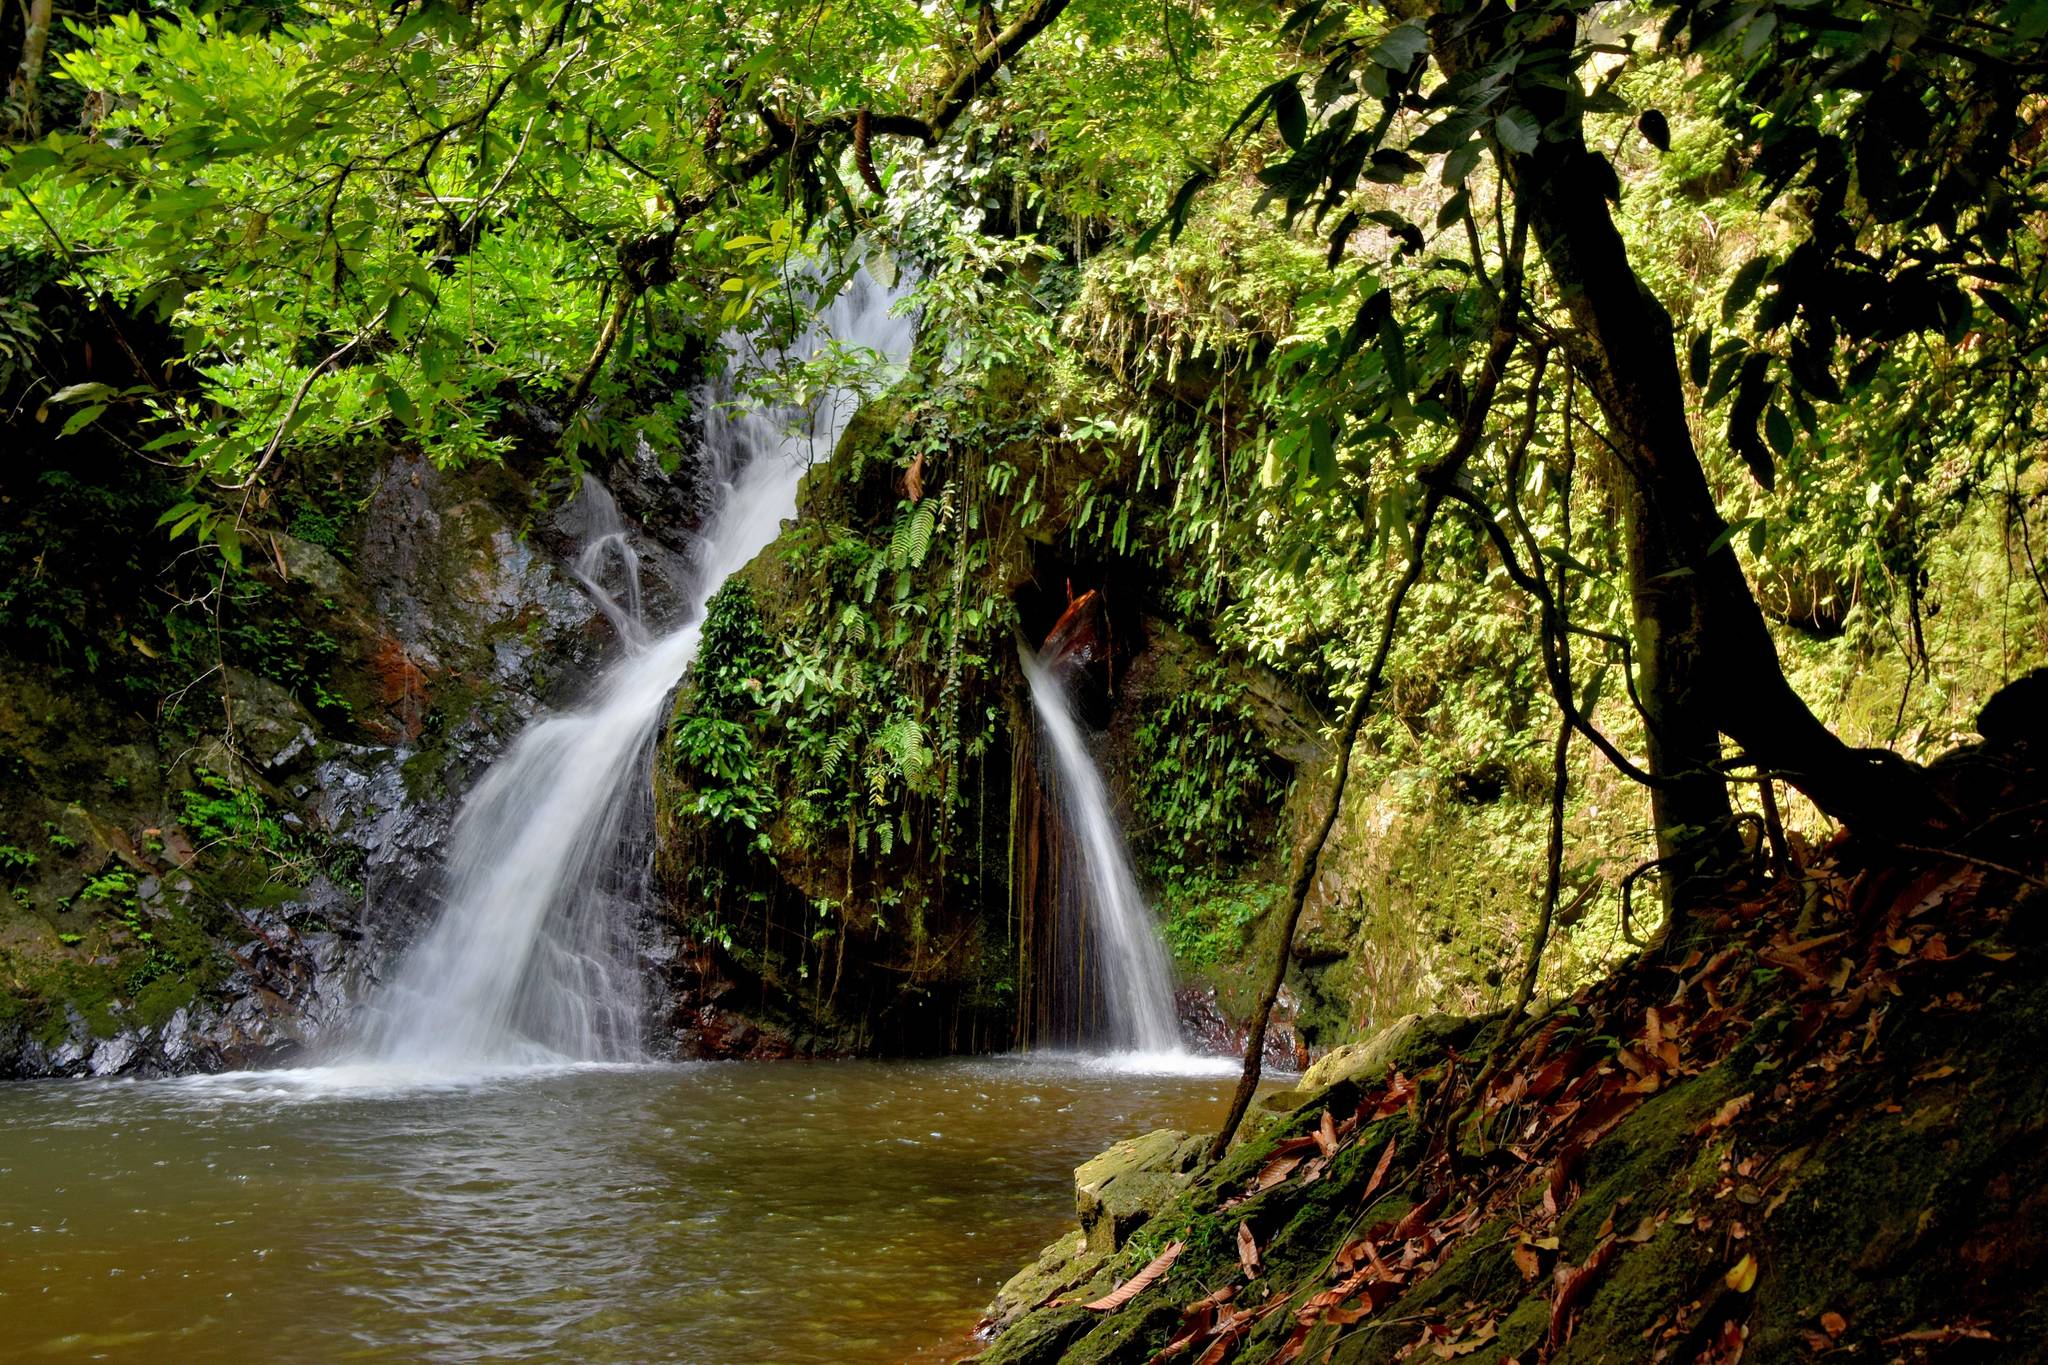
178 769 304 868
1132 661 1281 882
0 0 2039 1053
671 582 777 840
1159 874 1275 968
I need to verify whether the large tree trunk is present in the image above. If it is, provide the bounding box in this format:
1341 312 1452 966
1428 6 1945 905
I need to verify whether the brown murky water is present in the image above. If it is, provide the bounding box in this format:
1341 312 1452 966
0 1054 1246 1362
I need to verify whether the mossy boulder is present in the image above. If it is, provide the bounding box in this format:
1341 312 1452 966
1076 1128 1207 1255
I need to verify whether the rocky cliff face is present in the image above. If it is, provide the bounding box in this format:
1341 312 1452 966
0 435 703 1077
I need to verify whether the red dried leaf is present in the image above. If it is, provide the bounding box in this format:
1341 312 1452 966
1698 1092 1754 1133
1084 1240 1183 1312
1267 1325 1312 1365
1884 1324 1997 1344
1367 1071 1419 1120
1237 1221 1262 1278
1364 1136 1398 1203
1192 1313 1248 1365
1392 1189 1446 1241
1566 1089 1645 1148
1316 1108 1339 1157
1523 1054 1572 1101
1547 1237 1621 1349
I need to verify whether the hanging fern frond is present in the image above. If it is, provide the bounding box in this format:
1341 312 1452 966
821 722 861 775
835 601 870 645
906 498 936 569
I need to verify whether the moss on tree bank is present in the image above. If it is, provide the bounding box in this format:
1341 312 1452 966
970 755 2048 1364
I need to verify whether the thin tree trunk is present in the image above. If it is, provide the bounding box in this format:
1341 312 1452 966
1205 493 1438 1161
1513 713 1572 1018
4 0 53 141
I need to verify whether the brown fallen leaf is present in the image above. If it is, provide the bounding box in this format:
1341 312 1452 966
1084 1241 1183 1312
1547 1238 1621 1350
1365 1071 1419 1120
1511 1242 1542 1280
1315 1107 1339 1157
1883 1324 1997 1344
1820 1311 1847 1336
1192 1301 1288 1365
1363 1136 1398 1203
1237 1220 1262 1278
1391 1190 1446 1241
1523 1054 1572 1101
1724 1252 1758 1293
1701 1092 1754 1132
1191 1312 1248 1365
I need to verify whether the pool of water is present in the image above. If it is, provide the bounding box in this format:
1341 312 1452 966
0 1053 1245 1362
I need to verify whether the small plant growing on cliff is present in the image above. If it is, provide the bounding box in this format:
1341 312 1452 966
671 582 777 841
0 843 36 874
77 867 138 905
179 770 310 874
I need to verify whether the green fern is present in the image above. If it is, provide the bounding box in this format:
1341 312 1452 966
821 723 860 775
835 602 870 645
885 500 937 571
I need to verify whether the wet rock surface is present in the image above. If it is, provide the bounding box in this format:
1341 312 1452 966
1177 983 1310 1073
0 446 710 1079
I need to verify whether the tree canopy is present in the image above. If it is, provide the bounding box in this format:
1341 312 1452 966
4 0 2044 1080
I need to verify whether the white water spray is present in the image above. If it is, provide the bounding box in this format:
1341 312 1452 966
348 272 914 1072
1021 650 1184 1055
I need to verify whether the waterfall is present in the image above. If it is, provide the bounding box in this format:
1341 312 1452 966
1020 647 1183 1055
347 271 914 1071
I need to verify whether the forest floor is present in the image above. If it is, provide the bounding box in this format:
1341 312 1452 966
971 732 2048 1364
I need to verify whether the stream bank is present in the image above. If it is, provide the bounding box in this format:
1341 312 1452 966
969 701 2048 1363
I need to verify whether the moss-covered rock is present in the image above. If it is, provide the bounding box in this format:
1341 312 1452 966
975 837 2048 1365
1075 1128 1208 1255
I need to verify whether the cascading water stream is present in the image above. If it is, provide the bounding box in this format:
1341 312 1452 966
345 271 914 1073
1021 647 1184 1055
